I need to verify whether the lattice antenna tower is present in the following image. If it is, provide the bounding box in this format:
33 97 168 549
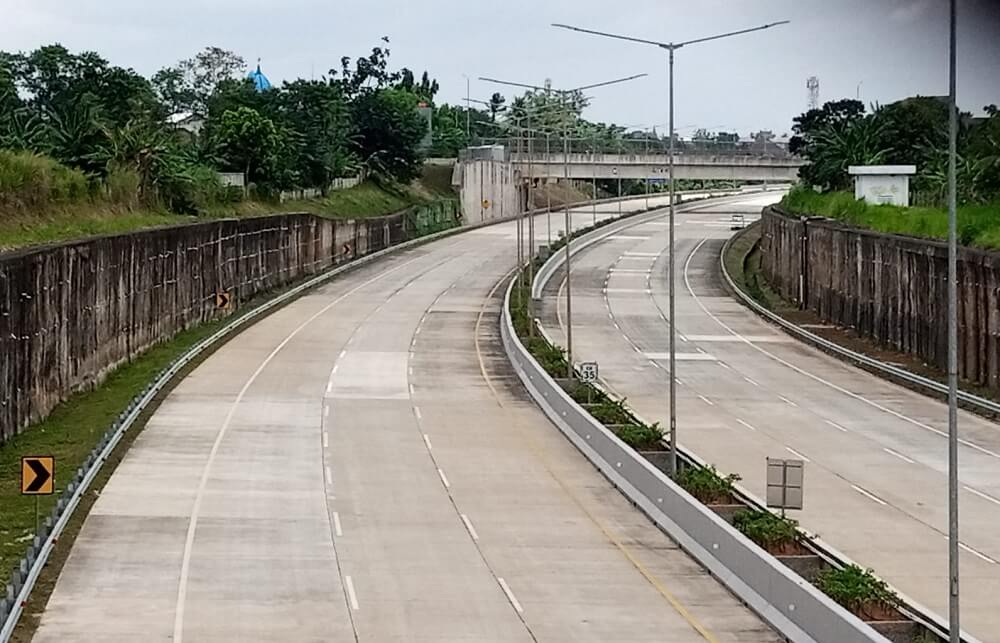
807 76 820 111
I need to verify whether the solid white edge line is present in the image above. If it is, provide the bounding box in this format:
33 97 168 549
437 468 450 488
964 486 1000 506
851 485 887 506
344 575 360 610
883 447 915 464
460 514 480 541
959 542 998 565
785 447 811 462
423 434 433 451
333 511 343 537
497 578 524 613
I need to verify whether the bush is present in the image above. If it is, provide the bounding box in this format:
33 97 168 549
105 164 141 208
0 150 90 211
612 423 664 450
587 397 633 425
815 565 900 617
732 510 800 551
676 465 741 504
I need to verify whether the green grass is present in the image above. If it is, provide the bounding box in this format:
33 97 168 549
0 182 436 251
781 186 1000 249
0 319 226 589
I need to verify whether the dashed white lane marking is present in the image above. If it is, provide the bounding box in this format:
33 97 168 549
883 447 915 464
779 395 799 408
497 578 524 613
414 406 422 420
965 486 1000 506
718 362 731 370
959 542 998 565
323 432 329 449
437 468 450 488
344 575 360 610
743 376 759 387
785 447 811 462
460 514 480 541
675 378 684 386
826 420 849 433
423 434 433 451
409 384 415 396
339 350 347 359
852 485 887 506
326 381 333 394
325 466 333 486
698 395 714 406
737 419 758 432
333 511 343 537
332 364 339 375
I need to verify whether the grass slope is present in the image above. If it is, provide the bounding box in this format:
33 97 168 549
781 187 1000 249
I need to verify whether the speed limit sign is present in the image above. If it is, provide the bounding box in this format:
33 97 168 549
579 362 599 383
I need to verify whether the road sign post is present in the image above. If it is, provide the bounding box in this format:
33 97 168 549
22 456 55 536
579 361 599 403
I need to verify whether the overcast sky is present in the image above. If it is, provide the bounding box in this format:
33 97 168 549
3 0 999 135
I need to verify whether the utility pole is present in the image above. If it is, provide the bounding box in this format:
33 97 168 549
946 1 960 640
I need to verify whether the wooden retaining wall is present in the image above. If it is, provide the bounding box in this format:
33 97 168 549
0 205 458 443
760 206 1000 389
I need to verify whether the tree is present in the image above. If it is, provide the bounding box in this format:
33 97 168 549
985 104 998 117
789 99 865 155
275 79 357 187
877 96 950 167
215 106 289 188
352 88 427 180
153 47 247 114
801 112 891 190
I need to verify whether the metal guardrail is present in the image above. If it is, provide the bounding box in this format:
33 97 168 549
501 278 890 643
719 226 1000 418
0 208 532 642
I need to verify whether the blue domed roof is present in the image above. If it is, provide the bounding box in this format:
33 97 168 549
248 62 272 92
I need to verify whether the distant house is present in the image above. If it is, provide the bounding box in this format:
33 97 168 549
166 112 205 138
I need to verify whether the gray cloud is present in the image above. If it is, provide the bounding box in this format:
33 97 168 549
2 0 998 134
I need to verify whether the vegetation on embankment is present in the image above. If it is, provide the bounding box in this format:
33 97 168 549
0 149 443 251
780 186 1000 249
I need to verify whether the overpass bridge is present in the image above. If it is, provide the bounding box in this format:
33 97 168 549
511 152 804 182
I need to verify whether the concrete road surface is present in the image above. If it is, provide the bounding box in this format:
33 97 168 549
32 197 778 642
539 193 1000 641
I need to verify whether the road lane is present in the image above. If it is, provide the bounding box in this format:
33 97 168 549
33 199 777 642
541 194 1000 640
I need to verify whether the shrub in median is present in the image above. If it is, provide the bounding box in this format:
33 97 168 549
675 465 741 504
815 564 900 621
732 509 802 554
612 423 664 451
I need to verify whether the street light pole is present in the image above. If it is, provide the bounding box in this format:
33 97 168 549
480 74 648 380
552 19 789 476
947 1 960 640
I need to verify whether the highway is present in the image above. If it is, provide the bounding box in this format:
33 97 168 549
538 194 1000 641
32 196 778 642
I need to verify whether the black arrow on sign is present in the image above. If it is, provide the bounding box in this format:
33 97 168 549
25 459 51 492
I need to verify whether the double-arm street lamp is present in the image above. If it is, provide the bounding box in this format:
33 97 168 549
552 20 789 476
480 74 646 378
